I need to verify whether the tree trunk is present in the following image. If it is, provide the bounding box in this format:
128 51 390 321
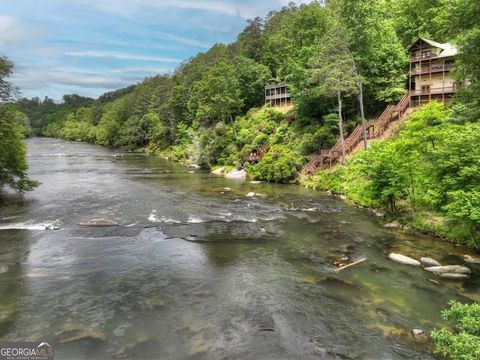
337 91 346 163
358 81 368 150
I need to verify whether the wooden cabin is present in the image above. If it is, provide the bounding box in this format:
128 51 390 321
408 37 458 107
265 81 292 108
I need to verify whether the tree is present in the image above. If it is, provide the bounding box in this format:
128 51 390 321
432 301 480 360
188 62 243 134
0 56 38 196
333 0 408 107
0 56 18 103
306 28 361 162
0 106 39 194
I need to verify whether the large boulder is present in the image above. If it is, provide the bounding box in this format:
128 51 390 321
420 257 441 267
388 253 421 266
424 265 471 274
464 255 480 264
225 169 246 180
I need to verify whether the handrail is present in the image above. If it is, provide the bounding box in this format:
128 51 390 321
302 91 412 174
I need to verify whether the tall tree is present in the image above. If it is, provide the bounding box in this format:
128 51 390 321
188 62 243 135
332 0 408 109
306 29 361 162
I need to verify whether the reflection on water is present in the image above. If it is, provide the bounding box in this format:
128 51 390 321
0 138 478 359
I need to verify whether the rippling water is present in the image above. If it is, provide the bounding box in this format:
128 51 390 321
0 138 479 359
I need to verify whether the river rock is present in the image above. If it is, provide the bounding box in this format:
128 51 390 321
225 169 246 180
250 181 262 184
388 253 421 266
411 328 428 343
424 265 471 274
211 167 224 175
384 221 402 229
78 219 120 226
223 187 231 191
420 257 441 267
246 192 256 197
187 164 200 169
338 195 347 200
440 273 470 279
464 255 480 264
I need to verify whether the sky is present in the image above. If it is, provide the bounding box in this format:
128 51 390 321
0 0 309 100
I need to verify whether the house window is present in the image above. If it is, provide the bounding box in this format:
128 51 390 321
422 50 431 58
421 85 430 94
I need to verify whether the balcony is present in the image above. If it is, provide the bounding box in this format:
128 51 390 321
410 86 457 96
410 63 454 75
265 93 291 101
410 53 438 62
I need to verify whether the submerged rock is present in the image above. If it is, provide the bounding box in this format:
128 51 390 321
225 169 246 180
388 253 421 266
420 257 441 267
424 265 471 274
78 219 120 227
384 221 402 229
464 255 480 264
440 273 470 279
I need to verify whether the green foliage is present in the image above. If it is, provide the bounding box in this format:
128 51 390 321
306 103 480 246
432 301 480 360
0 56 38 195
0 105 39 193
188 62 243 125
248 145 301 183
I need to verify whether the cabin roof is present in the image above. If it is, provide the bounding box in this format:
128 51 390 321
409 37 458 58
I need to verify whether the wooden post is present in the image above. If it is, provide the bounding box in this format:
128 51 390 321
442 58 445 103
429 59 432 101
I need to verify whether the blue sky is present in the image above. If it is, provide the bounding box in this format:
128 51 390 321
0 0 309 100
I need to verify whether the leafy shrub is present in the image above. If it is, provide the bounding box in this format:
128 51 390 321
248 145 302 183
432 301 480 360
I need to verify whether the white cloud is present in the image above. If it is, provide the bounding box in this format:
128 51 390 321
155 31 211 49
64 50 181 63
0 15 43 48
12 68 131 89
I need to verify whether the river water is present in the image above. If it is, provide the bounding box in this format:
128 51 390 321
0 138 479 359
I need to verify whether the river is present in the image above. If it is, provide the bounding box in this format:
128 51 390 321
0 138 478 359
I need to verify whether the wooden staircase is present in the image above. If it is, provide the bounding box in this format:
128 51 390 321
242 143 270 164
303 92 411 174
